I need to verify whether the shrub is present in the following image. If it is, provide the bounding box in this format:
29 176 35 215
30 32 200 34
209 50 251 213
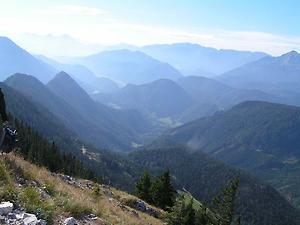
0 184 18 203
92 184 101 198
20 187 54 223
44 181 56 197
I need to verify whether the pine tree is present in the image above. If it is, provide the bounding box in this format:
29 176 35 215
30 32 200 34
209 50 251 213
136 170 152 203
160 171 176 208
182 199 196 225
212 178 240 225
165 196 196 225
151 171 176 210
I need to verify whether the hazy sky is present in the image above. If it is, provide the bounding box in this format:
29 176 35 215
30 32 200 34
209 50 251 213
1 0 300 56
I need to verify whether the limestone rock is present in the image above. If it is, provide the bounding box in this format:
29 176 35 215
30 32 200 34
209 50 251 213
64 217 78 225
0 202 13 216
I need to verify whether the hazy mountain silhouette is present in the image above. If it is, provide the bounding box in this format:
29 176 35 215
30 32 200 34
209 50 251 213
176 76 281 122
71 49 183 84
0 36 57 82
6 72 153 151
219 51 300 99
93 79 194 119
38 55 119 94
141 43 267 76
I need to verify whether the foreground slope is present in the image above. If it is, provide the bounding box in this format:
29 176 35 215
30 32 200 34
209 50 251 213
0 154 164 225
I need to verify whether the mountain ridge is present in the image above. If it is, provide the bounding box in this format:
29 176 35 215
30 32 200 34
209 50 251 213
0 36 57 82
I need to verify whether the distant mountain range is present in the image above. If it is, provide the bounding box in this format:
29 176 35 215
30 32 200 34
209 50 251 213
140 43 268 76
69 49 183 84
162 101 300 207
93 79 194 119
219 51 300 105
176 76 280 122
93 76 282 124
37 55 119 94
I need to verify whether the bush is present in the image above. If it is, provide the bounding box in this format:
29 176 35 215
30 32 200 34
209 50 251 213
120 197 137 208
44 181 56 197
20 187 54 223
92 184 101 198
0 184 18 203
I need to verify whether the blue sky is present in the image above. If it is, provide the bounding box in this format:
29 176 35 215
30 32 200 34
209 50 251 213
0 0 299 56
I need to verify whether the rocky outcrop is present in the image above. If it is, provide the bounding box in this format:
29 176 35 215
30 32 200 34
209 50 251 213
0 202 13 216
121 198 160 218
64 217 77 225
0 202 46 225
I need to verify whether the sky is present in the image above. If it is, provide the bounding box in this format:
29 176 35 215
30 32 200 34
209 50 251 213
0 0 300 57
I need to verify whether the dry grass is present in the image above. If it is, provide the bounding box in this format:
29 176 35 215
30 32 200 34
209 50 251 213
2 153 164 225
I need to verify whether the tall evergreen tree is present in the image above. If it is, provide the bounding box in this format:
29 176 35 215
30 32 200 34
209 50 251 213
183 199 196 225
212 178 240 225
136 170 152 203
151 171 176 210
165 196 196 225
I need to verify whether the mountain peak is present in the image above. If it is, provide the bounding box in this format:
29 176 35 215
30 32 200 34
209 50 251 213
279 50 300 65
0 36 15 45
5 73 42 85
55 71 72 80
47 71 82 90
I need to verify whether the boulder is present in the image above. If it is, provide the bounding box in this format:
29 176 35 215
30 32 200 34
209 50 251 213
64 217 78 225
135 200 147 212
23 213 38 225
37 219 47 225
0 202 13 216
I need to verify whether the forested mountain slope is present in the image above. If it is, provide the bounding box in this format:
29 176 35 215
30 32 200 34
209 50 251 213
163 101 300 207
129 143 300 225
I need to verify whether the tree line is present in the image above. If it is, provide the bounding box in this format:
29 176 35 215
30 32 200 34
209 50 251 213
136 170 240 225
11 118 95 180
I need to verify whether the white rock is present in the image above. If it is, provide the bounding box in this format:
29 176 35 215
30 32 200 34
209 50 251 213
23 213 38 225
37 219 47 225
0 202 13 216
64 217 78 225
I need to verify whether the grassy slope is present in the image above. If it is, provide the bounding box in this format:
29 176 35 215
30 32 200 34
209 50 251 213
0 153 164 225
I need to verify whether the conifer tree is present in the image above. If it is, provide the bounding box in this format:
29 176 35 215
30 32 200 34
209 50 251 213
212 178 240 225
136 170 152 203
151 171 176 210
165 196 196 225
